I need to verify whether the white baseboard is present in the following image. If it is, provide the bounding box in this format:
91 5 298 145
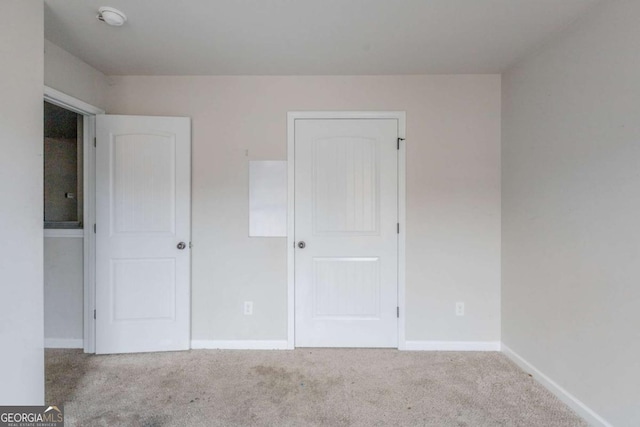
191 340 290 350
403 341 501 351
45 338 84 349
501 343 611 427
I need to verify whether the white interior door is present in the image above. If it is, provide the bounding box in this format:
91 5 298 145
294 118 399 347
95 115 191 354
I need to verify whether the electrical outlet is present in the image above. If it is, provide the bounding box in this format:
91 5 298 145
456 302 465 316
244 301 253 315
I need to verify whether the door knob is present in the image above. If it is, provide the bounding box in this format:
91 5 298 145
297 241 306 249
177 242 186 250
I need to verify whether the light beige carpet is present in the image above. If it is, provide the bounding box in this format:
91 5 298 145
46 349 586 427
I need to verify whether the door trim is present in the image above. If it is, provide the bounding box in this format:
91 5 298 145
286 111 407 350
44 86 105 354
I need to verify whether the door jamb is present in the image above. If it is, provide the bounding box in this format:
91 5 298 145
286 111 407 350
44 86 104 353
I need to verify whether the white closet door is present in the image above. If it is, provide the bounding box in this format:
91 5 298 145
294 118 398 347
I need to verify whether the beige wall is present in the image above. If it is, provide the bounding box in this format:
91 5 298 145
502 1 640 425
106 75 501 343
44 39 109 109
0 0 45 404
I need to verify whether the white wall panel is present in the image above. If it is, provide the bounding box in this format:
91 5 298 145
249 161 287 237
44 236 84 342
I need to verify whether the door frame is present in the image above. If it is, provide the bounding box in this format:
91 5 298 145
286 111 407 350
44 86 104 353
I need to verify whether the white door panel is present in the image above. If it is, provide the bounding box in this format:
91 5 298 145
295 119 398 348
96 115 191 354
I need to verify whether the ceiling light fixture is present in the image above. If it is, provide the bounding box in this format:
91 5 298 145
97 7 127 27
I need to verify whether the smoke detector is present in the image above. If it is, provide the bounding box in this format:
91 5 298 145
97 7 127 27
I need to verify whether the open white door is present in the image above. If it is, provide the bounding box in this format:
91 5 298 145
294 118 399 347
95 115 191 354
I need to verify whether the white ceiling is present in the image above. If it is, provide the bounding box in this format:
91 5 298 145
44 0 600 76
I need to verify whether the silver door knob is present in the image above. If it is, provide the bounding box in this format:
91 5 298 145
297 241 306 249
177 242 186 250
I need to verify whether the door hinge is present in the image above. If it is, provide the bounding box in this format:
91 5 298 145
397 137 405 150
93 224 96 233
93 309 96 320
94 137 97 147
397 223 400 234
397 306 400 318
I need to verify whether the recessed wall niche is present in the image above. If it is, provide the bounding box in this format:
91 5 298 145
44 101 83 228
